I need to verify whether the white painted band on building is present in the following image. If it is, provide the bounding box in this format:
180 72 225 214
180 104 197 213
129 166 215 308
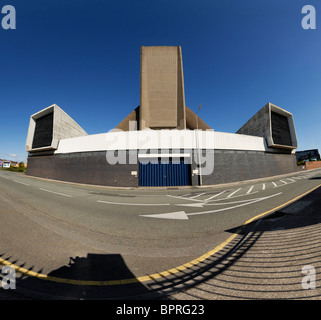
55 130 272 154
138 153 191 158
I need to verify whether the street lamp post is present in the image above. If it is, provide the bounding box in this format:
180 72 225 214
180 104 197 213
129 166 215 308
195 104 203 186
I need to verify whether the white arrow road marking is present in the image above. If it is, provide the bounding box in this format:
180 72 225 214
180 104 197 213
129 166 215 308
97 200 170 206
141 211 189 220
175 203 205 208
140 193 282 220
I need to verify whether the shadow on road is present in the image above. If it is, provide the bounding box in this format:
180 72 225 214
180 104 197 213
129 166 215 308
1 253 152 299
1 227 262 300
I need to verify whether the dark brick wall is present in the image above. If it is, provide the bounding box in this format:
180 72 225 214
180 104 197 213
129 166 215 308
27 151 138 187
27 149 299 187
201 150 298 185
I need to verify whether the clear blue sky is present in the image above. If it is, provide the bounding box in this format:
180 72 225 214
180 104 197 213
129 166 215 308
1 0 320 162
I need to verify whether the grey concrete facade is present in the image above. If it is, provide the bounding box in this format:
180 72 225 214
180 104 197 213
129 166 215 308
114 105 212 131
237 103 297 150
140 46 186 130
26 104 87 153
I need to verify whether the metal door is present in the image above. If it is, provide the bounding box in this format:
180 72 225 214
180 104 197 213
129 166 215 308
139 159 190 187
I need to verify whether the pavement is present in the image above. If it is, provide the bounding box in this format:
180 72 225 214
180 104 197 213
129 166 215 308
0 168 321 299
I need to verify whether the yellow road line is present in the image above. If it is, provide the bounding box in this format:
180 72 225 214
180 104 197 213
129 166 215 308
1 183 321 286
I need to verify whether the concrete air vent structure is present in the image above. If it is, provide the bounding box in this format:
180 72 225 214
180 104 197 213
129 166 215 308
26 104 87 154
25 46 299 187
236 103 297 151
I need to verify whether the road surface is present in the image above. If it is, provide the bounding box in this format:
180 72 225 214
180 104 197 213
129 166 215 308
0 168 320 299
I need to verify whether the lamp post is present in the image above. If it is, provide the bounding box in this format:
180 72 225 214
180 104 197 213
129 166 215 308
195 104 203 186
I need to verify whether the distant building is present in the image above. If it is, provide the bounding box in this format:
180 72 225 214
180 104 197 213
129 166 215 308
296 149 320 163
2 161 11 168
0 160 21 168
10 161 19 167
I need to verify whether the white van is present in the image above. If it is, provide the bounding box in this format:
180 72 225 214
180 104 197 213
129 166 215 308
2 161 10 168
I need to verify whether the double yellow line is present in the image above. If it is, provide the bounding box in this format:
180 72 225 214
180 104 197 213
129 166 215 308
1 183 321 286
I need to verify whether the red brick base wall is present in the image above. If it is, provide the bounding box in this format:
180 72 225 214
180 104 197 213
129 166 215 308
305 161 321 170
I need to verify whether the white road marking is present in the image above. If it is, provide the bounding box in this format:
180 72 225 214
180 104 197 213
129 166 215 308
204 190 259 203
188 193 281 217
246 185 254 194
227 188 242 198
142 211 189 220
14 180 30 187
262 183 266 190
167 194 204 202
273 180 295 188
97 200 170 206
176 203 205 207
189 192 206 199
204 190 228 202
141 193 282 220
38 188 73 198
272 182 277 187
203 197 268 206
176 194 266 208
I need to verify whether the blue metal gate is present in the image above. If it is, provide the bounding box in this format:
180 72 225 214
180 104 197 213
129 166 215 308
139 159 191 187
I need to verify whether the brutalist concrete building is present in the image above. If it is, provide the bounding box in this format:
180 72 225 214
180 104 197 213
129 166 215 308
26 46 298 187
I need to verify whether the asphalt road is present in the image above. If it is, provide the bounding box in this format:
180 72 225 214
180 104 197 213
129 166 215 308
0 168 321 299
